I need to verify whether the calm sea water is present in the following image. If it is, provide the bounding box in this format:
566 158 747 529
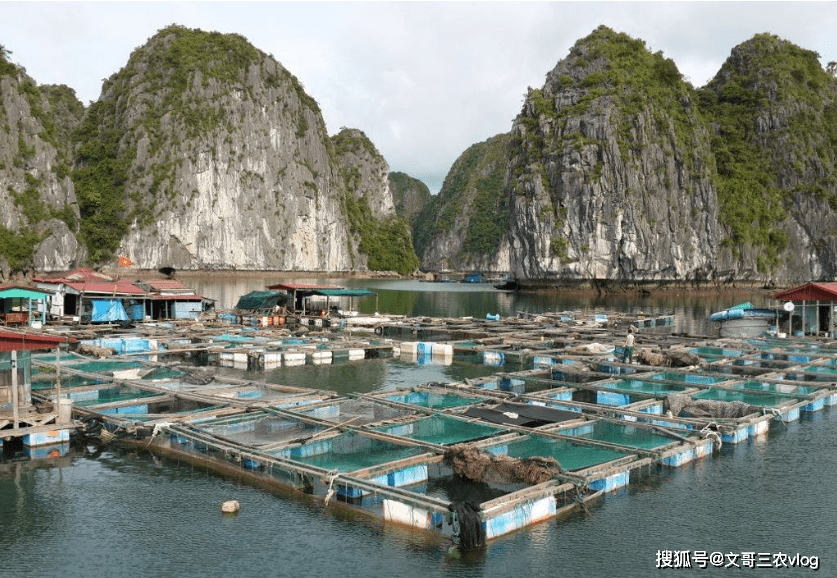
2 279 832 577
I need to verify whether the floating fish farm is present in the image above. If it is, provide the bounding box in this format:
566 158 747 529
25 310 837 549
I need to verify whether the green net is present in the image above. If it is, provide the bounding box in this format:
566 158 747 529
201 412 318 446
141 367 185 380
72 387 159 407
501 435 630 472
609 379 690 395
385 391 484 409
649 372 729 385
690 347 743 359
375 414 503 445
692 388 798 407
64 360 144 374
278 431 423 472
736 380 818 395
31 374 109 390
300 399 413 426
800 366 837 382
571 421 674 450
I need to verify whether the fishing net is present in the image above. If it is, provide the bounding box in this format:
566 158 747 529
443 443 563 485
281 432 423 472
66 360 144 374
377 415 504 446
449 501 485 550
76 344 116 358
304 399 412 426
574 420 674 450
648 371 728 385
666 392 763 418
504 435 629 472
610 379 689 395
386 391 484 409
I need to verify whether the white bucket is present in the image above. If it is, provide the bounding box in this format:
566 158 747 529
57 397 73 424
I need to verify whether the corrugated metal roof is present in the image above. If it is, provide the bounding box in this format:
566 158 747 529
145 279 191 291
0 286 53 299
0 329 74 352
34 267 115 284
774 282 837 302
65 280 146 295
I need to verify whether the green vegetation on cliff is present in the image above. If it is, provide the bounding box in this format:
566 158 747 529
343 192 420 275
0 46 81 272
701 33 837 269
333 128 420 275
72 98 133 263
413 134 509 265
388 171 431 225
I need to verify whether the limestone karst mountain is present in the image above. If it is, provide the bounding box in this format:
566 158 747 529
0 26 419 277
416 27 837 286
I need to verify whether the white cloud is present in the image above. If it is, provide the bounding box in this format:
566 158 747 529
2 2 836 193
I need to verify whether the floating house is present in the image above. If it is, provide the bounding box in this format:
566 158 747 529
34 268 211 322
0 285 52 327
234 290 290 315
0 328 74 457
773 282 837 336
266 283 378 316
133 279 212 320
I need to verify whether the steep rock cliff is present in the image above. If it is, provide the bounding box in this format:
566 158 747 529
73 25 412 272
702 33 837 283
413 134 511 271
388 171 431 225
333 129 419 275
506 26 720 283
0 46 85 278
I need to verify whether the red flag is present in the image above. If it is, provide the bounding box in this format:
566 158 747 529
118 256 132 267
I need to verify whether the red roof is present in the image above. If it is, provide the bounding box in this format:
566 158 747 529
65 279 145 295
267 283 342 291
0 329 74 352
145 279 192 291
774 282 837 302
34 267 116 284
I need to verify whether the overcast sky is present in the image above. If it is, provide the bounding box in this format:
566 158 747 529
2 2 836 193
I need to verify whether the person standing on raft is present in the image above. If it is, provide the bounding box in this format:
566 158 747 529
622 327 635 364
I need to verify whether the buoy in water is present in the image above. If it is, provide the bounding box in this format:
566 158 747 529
221 499 240 514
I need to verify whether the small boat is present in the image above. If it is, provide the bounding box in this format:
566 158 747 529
493 279 519 291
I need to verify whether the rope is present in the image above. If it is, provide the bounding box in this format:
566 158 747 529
146 422 174 448
324 470 340 506
699 422 722 451
572 482 589 513
767 407 788 428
